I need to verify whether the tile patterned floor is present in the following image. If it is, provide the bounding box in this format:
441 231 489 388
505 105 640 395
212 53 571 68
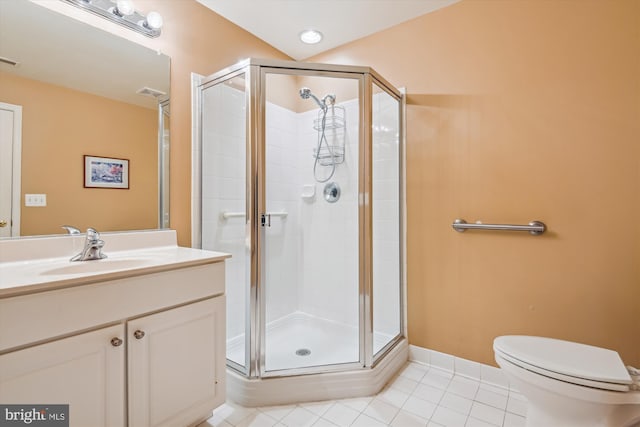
199 361 528 427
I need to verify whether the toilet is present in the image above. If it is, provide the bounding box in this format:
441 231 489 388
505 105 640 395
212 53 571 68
494 336 640 427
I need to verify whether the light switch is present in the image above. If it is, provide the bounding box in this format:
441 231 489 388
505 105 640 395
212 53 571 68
25 194 47 207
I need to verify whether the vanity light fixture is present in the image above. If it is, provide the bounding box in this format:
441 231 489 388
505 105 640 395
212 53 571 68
61 0 163 38
299 29 323 45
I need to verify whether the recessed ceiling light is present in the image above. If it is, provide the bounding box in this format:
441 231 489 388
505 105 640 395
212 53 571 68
299 29 323 45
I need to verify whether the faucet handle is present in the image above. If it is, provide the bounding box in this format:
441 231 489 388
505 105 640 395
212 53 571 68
86 227 100 241
61 225 81 235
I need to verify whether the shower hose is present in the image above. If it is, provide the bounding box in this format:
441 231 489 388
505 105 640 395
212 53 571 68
313 107 337 183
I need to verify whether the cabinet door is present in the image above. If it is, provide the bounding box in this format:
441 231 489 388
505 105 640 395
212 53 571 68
128 297 226 427
0 324 126 427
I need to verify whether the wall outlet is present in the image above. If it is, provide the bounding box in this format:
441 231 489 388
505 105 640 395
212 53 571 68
25 194 47 207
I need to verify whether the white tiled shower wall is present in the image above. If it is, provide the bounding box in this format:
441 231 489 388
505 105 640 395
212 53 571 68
295 100 360 327
264 103 300 323
202 83 401 364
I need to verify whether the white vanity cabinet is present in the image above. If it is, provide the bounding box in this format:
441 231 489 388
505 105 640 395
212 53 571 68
0 241 229 427
0 324 126 426
128 296 226 427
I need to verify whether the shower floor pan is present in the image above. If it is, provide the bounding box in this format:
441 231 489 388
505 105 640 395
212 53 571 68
226 311 408 406
227 311 395 370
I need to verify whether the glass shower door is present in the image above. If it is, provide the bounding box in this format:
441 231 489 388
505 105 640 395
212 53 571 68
371 81 402 358
200 73 250 373
260 71 362 374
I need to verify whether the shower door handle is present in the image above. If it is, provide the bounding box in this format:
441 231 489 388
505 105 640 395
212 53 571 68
260 213 271 227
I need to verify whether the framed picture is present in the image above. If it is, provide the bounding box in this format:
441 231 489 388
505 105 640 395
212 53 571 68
84 155 129 189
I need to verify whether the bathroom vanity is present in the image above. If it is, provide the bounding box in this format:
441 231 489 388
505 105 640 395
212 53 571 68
0 230 229 427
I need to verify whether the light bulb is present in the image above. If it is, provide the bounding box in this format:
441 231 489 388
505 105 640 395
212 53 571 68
144 11 163 30
115 0 135 16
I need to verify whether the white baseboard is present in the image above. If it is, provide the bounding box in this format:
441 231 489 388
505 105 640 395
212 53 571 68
409 344 511 390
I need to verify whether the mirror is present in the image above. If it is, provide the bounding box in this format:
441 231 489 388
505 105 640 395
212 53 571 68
0 0 170 237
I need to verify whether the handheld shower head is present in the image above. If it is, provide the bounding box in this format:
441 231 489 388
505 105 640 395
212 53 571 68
299 87 327 111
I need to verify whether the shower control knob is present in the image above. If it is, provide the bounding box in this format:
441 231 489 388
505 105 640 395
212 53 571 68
110 337 123 347
133 330 145 340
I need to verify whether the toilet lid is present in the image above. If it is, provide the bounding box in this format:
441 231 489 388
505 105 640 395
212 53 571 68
494 336 632 388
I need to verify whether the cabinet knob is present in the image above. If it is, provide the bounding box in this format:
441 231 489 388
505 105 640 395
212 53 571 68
110 337 123 347
133 330 145 340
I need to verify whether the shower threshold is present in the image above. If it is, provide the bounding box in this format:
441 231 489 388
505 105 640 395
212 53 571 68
227 336 408 407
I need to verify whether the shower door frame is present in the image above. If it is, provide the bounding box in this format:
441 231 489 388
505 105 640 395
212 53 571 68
193 58 406 380
192 62 256 377
368 77 406 365
257 65 368 378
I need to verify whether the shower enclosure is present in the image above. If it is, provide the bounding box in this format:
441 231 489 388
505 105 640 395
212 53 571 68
192 59 406 406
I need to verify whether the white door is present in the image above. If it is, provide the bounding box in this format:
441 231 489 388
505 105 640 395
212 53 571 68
0 324 126 427
0 102 22 237
128 297 226 427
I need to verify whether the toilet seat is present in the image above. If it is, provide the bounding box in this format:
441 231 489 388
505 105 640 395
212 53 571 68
494 336 632 392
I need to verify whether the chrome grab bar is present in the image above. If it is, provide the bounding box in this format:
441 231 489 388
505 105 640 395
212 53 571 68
452 219 546 236
221 211 288 220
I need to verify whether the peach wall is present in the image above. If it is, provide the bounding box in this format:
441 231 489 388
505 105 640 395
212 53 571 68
0 71 158 235
311 0 640 366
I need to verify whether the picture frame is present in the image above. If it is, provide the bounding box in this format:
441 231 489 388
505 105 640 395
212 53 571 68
84 155 129 189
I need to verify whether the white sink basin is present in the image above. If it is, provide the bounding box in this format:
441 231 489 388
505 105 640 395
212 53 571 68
40 258 154 276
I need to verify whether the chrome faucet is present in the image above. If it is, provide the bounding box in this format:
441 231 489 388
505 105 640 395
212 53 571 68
70 228 107 261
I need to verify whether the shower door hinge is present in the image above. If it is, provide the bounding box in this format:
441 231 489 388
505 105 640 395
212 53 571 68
260 213 271 227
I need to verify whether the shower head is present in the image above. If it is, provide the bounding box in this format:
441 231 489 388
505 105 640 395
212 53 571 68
299 87 312 99
299 87 327 112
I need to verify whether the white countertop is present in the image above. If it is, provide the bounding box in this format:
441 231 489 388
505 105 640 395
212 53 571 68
0 230 230 298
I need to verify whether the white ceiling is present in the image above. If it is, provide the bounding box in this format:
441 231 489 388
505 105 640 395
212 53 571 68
196 0 460 60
